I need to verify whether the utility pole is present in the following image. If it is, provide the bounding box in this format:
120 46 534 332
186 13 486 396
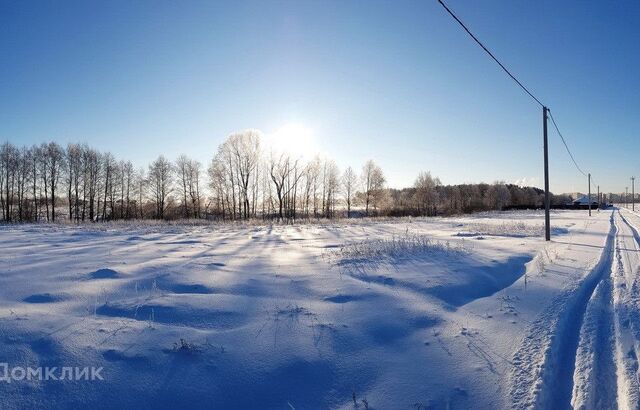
626 187 629 208
597 185 600 209
588 173 591 216
543 106 550 241
632 177 635 212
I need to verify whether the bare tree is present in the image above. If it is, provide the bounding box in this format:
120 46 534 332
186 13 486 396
123 161 134 219
28 146 40 221
342 166 358 218
324 160 340 218
44 142 64 222
207 157 225 219
101 153 115 221
135 167 147 219
224 130 261 219
84 148 100 221
148 155 173 219
176 155 190 218
483 182 511 210
414 171 441 216
1 143 18 221
269 154 303 221
362 160 385 216
66 144 82 221
187 159 202 218
16 147 31 221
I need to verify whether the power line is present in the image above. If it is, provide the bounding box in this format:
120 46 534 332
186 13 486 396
437 0 600 201
436 0 545 107
550 111 598 193
547 110 588 178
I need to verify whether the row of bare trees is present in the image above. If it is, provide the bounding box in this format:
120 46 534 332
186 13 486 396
206 131 387 221
0 142 205 222
1 142 64 222
0 131 558 223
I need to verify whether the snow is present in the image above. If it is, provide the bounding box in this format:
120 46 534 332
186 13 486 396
0 209 636 408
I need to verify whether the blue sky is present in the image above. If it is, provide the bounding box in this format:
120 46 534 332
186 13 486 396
1 0 639 194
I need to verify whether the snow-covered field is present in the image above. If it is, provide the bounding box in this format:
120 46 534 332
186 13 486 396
0 209 637 409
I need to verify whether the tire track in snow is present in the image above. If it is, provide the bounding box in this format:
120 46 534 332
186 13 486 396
571 218 617 409
510 211 616 409
570 209 640 408
612 210 640 408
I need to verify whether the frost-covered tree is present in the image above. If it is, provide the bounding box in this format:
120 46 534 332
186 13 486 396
324 160 340 218
414 171 441 216
148 155 173 219
342 166 358 217
484 182 511 210
176 155 203 219
362 160 385 216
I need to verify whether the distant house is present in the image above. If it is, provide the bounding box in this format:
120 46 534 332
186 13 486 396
572 195 599 206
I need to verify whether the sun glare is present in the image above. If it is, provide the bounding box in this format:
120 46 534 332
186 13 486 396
266 123 318 159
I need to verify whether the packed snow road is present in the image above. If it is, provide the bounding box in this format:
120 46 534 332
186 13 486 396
511 208 640 409
0 210 636 409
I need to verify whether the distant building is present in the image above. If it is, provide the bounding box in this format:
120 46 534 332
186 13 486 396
572 195 599 206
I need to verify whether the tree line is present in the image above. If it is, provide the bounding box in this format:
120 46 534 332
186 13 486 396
0 131 567 223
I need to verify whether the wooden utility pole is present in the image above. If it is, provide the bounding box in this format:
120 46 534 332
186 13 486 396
543 106 550 241
632 177 635 212
588 173 591 216
597 185 600 208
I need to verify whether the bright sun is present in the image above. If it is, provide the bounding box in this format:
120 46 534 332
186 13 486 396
266 123 318 159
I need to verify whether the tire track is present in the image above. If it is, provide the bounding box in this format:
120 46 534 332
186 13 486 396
612 210 640 408
571 213 618 408
510 210 616 409
514 209 640 409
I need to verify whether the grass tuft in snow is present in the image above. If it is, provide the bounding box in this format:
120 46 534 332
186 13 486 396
174 338 199 353
455 221 568 238
327 232 469 267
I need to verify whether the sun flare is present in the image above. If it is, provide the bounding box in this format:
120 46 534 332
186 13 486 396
266 123 318 159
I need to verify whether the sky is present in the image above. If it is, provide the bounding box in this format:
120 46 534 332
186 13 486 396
1 0 639 194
